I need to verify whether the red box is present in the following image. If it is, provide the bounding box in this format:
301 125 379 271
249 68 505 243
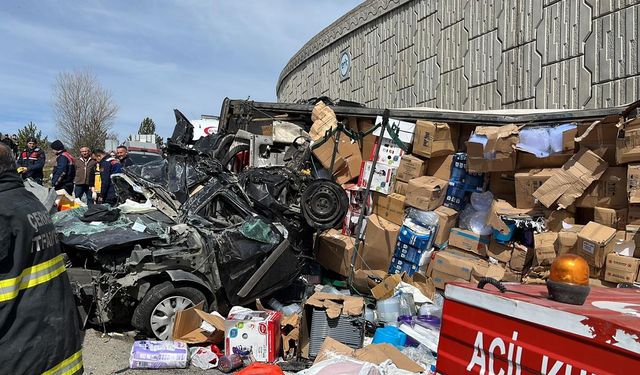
437 283 640 374
225 310 282 363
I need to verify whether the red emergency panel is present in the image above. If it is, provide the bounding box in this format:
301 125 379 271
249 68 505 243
437 283 640 375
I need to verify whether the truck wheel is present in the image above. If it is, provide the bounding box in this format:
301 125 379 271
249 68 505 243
131 281 208 340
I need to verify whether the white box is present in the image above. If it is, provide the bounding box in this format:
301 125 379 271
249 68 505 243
373 116 416 144
357 161 397 195
224 310 282 362
372 137 406 168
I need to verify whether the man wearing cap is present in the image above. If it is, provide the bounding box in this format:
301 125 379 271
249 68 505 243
51 140 76 194
0 143 84 374
16 136 46 184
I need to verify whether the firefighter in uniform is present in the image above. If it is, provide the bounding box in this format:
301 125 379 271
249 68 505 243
16 136 46 184
0 143 83 374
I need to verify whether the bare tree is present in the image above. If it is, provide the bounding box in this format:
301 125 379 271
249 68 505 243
53 70 118 152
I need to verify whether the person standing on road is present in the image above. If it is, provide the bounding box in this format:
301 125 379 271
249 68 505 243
74 146 96 206
116 145 133 168
51 140 76 194
0 143 84 375
94 149 122 205
16 136 45 184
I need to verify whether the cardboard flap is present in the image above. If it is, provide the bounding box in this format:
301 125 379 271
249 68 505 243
305 292 364 318
579 221 617 244
487 199 534 234
172 302 225 344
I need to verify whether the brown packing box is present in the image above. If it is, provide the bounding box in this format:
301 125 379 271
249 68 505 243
373 193 406 225
502 266 523 282
429 269 468 290
594 206 627 230
352 269 387 295
616 116 640 164
172 302 225 344
534 232 558 266
434 206 458 247
394 180 408 195
516 152 573 169
281 313 301 356
360 120 376 162
628 164 640 203
362 214 400 271
466 125 519 173
431 249 484 280
314 337 424 373
305 292 364 319
448 228 490 257
315 229 361 277
309 101 337 140
625 225 640 258
576 115 620 165
555 224 584 255
577 221 617 268
412 120 456 158
396 154 428 182
628 205 640 225
487 238 513 263
575 167 627 208
545 209 576 231
604 253 640 283
312 136 362 184
514 169 557 209
490 172 516 204
471 262 506 284
510 243 530 272
532 149 608 209
426 154 453 181
404 176 447 211
371 272 435 301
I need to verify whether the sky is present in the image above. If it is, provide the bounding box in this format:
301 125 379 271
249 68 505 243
0 0 361 140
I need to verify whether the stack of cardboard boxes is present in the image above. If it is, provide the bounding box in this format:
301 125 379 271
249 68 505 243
313 102 640 292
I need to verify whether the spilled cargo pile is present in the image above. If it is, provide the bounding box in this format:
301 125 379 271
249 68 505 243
45 99 640 373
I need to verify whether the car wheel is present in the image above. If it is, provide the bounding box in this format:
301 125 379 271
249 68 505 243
131 281 208 340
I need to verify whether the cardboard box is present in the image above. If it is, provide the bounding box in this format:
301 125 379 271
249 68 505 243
466 125 519 173
534 232 558 266
373 192 406 225
487 238 513 263
628 164 640 203
594 206 627 230
396 154 427 182
616 116 640 164
448 228 490 256
576 115 620 165
516 152 573 169
575 167 627 208
431 250 483 280
514 169 556 209
315 229 360 277
361 214 400 271
225 309 282 363
312 136 362 184
357 161 397 195
281 313 301 357
429 269 469 290
394 180 408 195
305 292 364 319
309 101 337 140
373 116 416 145
426 154 453 181
577 221 617 268
555 224 584 255
434 206 459 247
625 225 640 258
172 302 225 345
628 204 640 225
371 272 435 301
545 208 576 231
490 172 516 204
532 149 608 209
358 119 376 162
313 337 424 373
412 120 456 158
371 137 406 168
404 176 448 211
510 243 530 272
471 262 506 283
604 253 640 283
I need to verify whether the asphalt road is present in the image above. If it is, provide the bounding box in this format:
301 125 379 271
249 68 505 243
82 329 298 375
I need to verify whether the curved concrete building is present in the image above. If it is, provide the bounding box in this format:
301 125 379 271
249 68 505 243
277 0 640 110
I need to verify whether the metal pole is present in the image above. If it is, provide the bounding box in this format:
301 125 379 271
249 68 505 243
348 109 390 288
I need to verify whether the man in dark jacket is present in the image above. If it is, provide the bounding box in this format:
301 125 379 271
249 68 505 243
74 146 97 206
116 145 134 168
0 143 83 374
16 136 46 184
94 149 122 205
51 140 76 194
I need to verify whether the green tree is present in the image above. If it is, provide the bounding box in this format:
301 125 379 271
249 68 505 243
137 117 163 147
17 121 49 151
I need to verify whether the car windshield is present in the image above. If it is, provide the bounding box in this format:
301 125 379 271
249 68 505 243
128 152 162 165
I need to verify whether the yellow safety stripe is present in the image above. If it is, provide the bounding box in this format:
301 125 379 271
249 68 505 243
0 254 66 302
42 350 83 375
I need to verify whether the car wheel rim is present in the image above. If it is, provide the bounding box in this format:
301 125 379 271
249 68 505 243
150 295 194 340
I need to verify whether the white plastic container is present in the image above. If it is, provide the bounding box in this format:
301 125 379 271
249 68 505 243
377 296 401 324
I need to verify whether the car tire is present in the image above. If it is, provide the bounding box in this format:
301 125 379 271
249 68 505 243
131 281 208 340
